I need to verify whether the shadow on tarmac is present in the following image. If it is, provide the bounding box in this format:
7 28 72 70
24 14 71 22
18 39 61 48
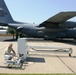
0 66 7 68
26 57 45 63
4 39 17 42
1 36 76 46
53 39 76 46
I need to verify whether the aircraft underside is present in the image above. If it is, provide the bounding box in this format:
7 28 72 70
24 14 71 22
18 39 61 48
21 28 76 40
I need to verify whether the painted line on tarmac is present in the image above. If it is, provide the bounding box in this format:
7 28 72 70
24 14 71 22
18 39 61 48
55 54 75 74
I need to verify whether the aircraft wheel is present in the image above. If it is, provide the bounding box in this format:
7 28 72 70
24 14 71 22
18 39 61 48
27 52 29 54
74 38 76 41
7 64 12 68
44 38 47 40
69 53 71 57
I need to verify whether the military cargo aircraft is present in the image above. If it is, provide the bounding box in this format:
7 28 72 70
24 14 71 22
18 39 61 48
0 0 76 40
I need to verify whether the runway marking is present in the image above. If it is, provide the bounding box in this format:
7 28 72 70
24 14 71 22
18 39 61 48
55 54 75 73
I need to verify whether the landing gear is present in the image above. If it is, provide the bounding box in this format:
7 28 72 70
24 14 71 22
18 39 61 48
69 53 71 57
74 38 76 40
16 30 18 40
7 64 12 68
44 38 49 40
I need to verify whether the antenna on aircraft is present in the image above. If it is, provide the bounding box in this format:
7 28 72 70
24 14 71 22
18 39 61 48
33 22 35 24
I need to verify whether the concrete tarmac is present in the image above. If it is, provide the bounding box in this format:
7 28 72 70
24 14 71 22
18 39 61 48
0 39 76 74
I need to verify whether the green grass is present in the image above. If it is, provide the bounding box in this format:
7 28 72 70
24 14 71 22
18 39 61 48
0 74 76 75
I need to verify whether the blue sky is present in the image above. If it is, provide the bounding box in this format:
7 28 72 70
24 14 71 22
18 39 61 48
5 0 76 24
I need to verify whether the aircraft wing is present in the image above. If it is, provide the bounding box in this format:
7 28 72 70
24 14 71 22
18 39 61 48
39 12 76 27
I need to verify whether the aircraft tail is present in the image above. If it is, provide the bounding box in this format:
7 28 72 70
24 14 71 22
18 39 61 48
0 0 14 24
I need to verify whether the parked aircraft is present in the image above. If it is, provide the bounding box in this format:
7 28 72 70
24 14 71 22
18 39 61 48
0 0 76 40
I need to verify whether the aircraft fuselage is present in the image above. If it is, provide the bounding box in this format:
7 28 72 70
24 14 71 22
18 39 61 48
13 21 76 39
